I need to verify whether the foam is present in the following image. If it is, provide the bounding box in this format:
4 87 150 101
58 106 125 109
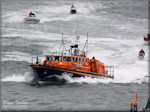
1 72 34 83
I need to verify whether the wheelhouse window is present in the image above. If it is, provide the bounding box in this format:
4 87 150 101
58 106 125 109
46 56 49 61
54 56 61 61
59 57 62 61
75 57 77 62
63 57 67 61
63 57 71 62
73 57 74 62
67 57 71 61
85 58 87 63
73 57 77 62
79 57 81 62
82 57 84 63
46 56 53 61
53 56 55 61
49 56 52 60
72 57 77 62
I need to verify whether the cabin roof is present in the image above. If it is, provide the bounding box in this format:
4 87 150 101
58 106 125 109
45 54 71 57
45 54 87 58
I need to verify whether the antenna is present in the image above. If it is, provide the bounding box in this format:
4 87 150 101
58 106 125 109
62 33 64 52
59 33 66 54
82 32 89 55
59 33 63 53
61 22 64 34
86 32 88 55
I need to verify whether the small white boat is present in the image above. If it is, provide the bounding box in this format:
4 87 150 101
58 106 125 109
138 53 145 60
70 7 77 14
24 17 40 24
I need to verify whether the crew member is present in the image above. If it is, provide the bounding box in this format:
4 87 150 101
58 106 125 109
83 52 85 57
29 11 35 17
71 4 75 9
130 101 137 112
139 49 145 56
74 49 78 56
90 56 96 72
80 52 85 57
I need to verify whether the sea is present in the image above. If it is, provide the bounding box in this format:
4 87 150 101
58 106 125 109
1 0 149 111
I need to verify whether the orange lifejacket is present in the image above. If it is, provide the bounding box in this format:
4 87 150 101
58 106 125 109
29 12 35 17
130 101 137 108
90 58 95 72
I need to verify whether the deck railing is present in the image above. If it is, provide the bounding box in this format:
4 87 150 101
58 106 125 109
105 66 114 77
31 56 114 77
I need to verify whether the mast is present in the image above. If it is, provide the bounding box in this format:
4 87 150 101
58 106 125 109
69 30 80 56
59 33 66 54
82 32 88 56
86 32 88 56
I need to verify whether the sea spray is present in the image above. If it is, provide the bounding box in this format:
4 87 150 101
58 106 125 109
56 73 113 84
2 74 27 82
1 72 35 83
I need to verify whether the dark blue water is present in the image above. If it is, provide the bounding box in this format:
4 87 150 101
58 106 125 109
1 0 149 111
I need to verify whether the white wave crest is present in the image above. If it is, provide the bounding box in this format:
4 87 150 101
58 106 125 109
1 71 148 84
57 73 112 84
1 72 35 83
58 72 148 84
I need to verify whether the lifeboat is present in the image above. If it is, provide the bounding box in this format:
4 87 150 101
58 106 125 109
29 34 114 83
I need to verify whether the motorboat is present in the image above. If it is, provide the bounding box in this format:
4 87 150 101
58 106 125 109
138 52 145 60
70 7 77 14
29 33 114 83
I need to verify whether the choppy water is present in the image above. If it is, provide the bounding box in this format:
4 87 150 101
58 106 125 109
1 0 149 111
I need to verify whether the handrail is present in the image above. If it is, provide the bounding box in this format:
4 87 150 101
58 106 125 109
105 66 114 77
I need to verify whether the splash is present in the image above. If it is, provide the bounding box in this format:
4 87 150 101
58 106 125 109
56 69 149 84
60 74 148 84
56 73 112 84
1 72 35 83
66 76 113 84
1 71 148 84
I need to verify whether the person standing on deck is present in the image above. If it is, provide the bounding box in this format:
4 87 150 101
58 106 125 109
29 11 35 17
90 57 96 72
74 49 78 56
71 4 75 9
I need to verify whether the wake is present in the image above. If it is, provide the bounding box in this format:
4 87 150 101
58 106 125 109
1 71 148 84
